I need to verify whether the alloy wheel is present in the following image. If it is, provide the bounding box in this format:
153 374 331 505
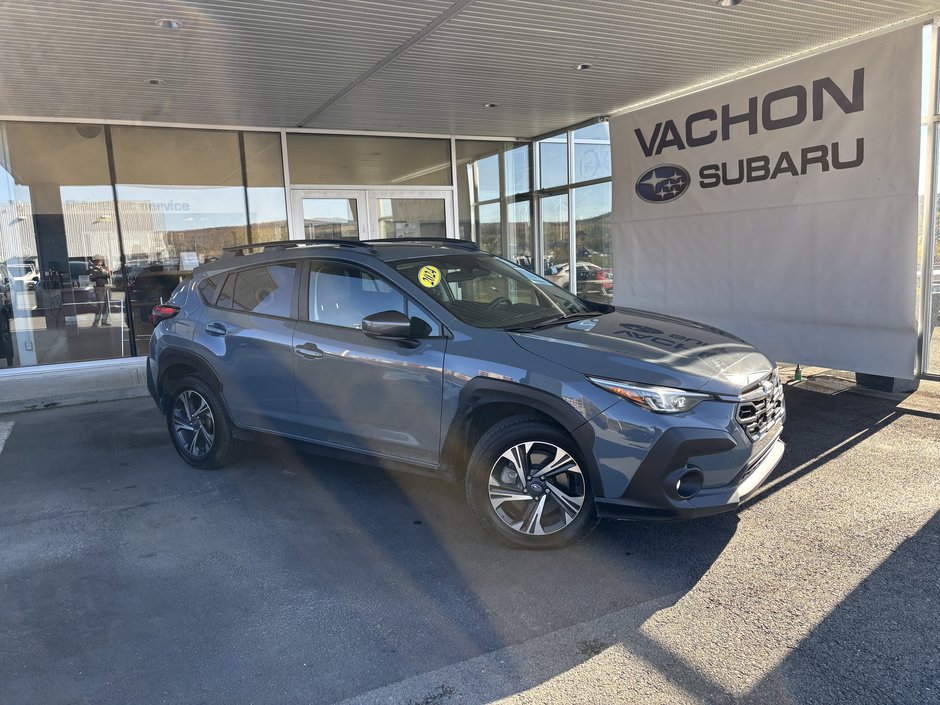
172 390 216 458
488 441 586 536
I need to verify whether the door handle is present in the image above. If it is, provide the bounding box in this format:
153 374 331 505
205 322 228 337
294 343 324 359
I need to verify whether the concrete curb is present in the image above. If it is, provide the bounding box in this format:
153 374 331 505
0 358 149 415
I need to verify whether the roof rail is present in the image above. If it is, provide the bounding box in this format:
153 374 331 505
362 237 480 251
220 239 375 259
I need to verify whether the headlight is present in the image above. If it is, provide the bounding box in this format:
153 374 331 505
588 376 711 414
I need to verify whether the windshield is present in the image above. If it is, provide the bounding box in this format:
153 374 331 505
390 252 592 329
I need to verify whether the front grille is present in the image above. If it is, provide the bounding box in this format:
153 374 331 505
736 369 785 441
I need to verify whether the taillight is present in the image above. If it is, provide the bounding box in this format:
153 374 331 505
150 304 179 327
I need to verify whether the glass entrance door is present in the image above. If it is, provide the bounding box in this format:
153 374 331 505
290 189 453 241
291 190 366 241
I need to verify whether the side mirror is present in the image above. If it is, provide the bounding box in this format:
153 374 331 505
548 266 559 276
362 310 415 339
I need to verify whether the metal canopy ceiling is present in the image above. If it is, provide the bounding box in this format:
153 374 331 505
0 0 937 138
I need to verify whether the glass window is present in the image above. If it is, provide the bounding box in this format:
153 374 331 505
455 140 534 262
287 134 452 186
243 132 288 243
505 145 531 196
375 197 447 239
508 199 534 272
0 121 126 368
474 154 500 202
476 203 501 256
573 123 611 183
197 274 223 304
217 272 236 309
110 126 250 352
538 135 568 189
302 198 361 240
309 262 406 329
573 182 613 303
928 123 940 375
541 193 570 288
219 263 296 317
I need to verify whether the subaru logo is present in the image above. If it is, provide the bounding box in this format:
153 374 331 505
635 165 691 203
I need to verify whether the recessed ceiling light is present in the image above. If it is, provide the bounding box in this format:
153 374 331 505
716 0 744 6
573 63 593 71
154 18 182 29
484 103 499 108
147 78 165 86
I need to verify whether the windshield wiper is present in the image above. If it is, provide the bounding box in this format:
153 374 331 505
507 312 599 332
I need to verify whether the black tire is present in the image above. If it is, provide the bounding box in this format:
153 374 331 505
165 375 238 469
465 415 598 549
0 313 13 367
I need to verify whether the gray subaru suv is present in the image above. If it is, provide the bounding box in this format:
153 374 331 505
148 239 785 548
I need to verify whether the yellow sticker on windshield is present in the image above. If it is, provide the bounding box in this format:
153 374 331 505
418 265 441 288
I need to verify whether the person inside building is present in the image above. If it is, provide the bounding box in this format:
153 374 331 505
89 256 112 327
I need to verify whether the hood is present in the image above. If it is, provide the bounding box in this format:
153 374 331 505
510 308 773 396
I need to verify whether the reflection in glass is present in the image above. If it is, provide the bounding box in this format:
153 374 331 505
455 140 533 261
928 122 940 374
110 126 249 353
0 121 127 368
476 203 500 255
376 198 447 239
504 145 531 196
508 200 534 271
302 198 360 240
474 153 500 203
573 123 611 183
541 193 570 290
573 182 613 303
539 135 568 189
243 132 288 243
287 134 452 186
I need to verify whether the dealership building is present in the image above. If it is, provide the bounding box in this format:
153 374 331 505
1 0 939 408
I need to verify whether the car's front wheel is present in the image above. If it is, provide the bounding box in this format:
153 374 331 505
465 415 597 549
165 376 238 469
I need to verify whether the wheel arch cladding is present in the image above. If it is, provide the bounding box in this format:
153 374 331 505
440 377 606 496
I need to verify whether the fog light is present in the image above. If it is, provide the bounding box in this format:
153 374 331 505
676 468 704 499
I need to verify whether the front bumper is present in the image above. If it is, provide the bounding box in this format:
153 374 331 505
595 432 785 521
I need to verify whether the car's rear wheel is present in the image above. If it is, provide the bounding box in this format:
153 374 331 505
166 376 238 469
0 313 13 367
465 415 597 549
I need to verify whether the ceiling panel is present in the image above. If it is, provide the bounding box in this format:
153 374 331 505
310 0 940 135
0 0 454 126
0 0 936 137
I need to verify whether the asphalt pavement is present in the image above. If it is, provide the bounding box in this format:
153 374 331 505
0 373 937 705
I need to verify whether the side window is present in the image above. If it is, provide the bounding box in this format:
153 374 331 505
309 262 406 329
215 263 297 318
217 273 236 309
197 274 224 304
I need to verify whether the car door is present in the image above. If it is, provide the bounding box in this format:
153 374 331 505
198 261 300 435
292 259 446 466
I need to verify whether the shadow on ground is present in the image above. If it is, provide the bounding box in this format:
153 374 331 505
739 510 940 703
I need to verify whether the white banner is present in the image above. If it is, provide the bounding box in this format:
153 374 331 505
610 27 921 378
